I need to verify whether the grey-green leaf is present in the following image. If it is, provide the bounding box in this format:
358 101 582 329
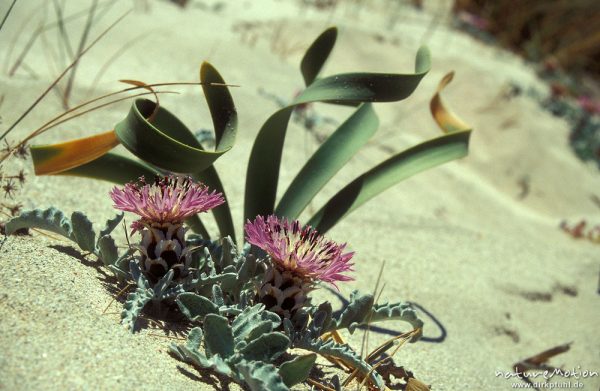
203 314 234 358
176 293 219 321
327 290 374 334
97 235 119 267
236 361 289 391
5 207 72 238
98 212 124 238
368 301 424 341
278 353 317 387
70 211 96 253
186 327 203 351
239 332 290 362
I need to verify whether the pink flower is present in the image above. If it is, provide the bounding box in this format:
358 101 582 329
244 215 354 286
110 175 224 231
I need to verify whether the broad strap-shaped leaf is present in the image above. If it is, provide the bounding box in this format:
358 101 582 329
238 332 290 362
53 152 157 183
203 314 234 358
278 353 317 387
193 165 235 241
244 45 431 224
307 72 472 233
114 70 235 173
31 63 235 239
300 27 337 86
31 130 120 175
176 292 219 321
275 103 378 219
5 207 72 238
236 361 289 391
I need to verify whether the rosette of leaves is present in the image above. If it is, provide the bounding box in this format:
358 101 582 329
172 242 424 390
171 303 317 390
27 26 472 243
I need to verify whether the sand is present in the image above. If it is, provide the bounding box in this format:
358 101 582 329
1 1 599 390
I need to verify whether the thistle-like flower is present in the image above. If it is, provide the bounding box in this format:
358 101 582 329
245 215 354 317
110 175 224 283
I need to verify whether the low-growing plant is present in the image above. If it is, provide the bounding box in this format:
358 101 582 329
6 27 472 390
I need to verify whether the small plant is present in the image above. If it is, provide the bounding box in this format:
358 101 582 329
6 26 473 390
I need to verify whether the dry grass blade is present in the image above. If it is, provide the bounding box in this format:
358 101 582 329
0 9 132 142
0 0 18 33
87 31 151 98
307 378 337 391
61 0 98 109
102 282 134 314
344 328 420 388
513 342 572 373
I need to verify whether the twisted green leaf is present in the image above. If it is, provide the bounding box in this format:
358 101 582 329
244 43 430 223
308 130 471 233
300 27 337 86
275 103 378 219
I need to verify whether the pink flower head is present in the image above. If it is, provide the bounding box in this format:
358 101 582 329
244 215 354 287
110 175 224 231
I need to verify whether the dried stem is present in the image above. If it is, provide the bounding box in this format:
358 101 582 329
0 0 18 33
62 0 98 109
0 9 131 142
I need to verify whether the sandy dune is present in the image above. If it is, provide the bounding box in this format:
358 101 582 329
1 1 598 390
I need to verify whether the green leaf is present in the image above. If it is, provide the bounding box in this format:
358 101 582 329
176 293 219 321
97 235 119 267
201 62 237 150
236 361 289 391
56 152 158 184
70 211 96 253
193 166 235 242
238 332 290 362
275 103 378 219
203 314 234 358
244 46 431 223
300 26 337 86
308 130 471 233
114 99 221 174
278 353 317 387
